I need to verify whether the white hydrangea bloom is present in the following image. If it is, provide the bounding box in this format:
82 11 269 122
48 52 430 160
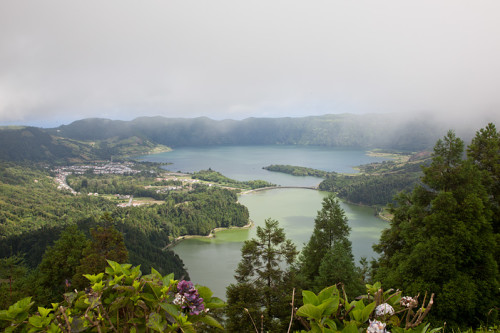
172 293 185 305
400 296 418 308
367 319 389 333
375 303 395 317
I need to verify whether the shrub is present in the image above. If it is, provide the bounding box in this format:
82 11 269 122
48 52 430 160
0 260 225 332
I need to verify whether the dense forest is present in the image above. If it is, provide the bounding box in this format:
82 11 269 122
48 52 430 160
191 169 274 189
318 158 428 206
0 126 168 163
264 154 430 206
0 161 251 311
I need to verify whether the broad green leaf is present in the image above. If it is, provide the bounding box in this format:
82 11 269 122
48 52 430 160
83 273 103 284
29 315 46 328
2 297 33 321
318 285 337 303
196 285 213 300
309 321 323 333
105 260 121 274
0 310 13 321
428 328 443 333
160 303 180 317
341 321 359 333
146 312 165 332
162 273 175 287
317 298 338 317
323 318 337 331
150 267 162 279
47 322 62 333
361 301 376 322
196 314 224 329
132 279 141 290
38 307 52 318
302 290 320 306
351 308 362 322
296 303 322 321
130 265 141 279
108 296 131 313
205 297 226 309
179 323 196 333
92 280 105 292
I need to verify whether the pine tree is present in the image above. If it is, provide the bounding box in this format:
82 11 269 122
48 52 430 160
373 129 498 327
0 255 28 308
73 214 128 289
467 123 500 262
225 218 298 332
37 225 88 302
298 193 362 296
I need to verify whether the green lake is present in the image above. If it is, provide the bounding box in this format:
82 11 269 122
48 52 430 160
138 146 390 298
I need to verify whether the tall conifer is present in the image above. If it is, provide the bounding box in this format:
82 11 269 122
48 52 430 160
298 194 362 296
373 129 498 327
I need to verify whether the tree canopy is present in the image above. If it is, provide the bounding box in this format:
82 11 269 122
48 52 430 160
373 127 499 327
298 194 363 297
226 219 298 332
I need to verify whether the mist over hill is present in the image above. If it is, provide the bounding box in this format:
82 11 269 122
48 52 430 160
50 113 461 151
1 113 492 163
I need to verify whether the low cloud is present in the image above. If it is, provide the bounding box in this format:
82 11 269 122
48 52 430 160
1 0 499 128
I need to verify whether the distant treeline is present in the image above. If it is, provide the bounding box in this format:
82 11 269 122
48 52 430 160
0 114 484 164
264 157 430 206
191 169 274 189
49 114 449 151
263 164 332 178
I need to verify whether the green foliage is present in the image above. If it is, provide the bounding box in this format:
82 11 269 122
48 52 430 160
0 256 29 309
38 225 89 303
319 172 422 206
0 261 225 332
0 162 250 288
373 127 499 328
192 169 274 189
264 164 332 178
466 123 500 262
298 194 363 297
295 282 439 333
226 219 299 332
51 114 446 151
72 218 129 289
264 157 429 207
0 126 170 163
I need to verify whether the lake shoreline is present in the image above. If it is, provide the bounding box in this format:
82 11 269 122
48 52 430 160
165 219 254 249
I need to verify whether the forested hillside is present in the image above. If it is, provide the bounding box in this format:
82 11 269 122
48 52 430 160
264 153 431 207
50 114 455 151
0 162 249 283
373 124 500 327
0 114 487 163
0 126 168 163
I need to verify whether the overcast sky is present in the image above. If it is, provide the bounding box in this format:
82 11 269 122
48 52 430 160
1 0 499 127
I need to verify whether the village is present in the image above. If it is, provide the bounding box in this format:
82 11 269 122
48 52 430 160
52 162 214 207
53 162 141 195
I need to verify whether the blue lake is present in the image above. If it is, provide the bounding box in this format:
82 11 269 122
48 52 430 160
138 145 390 298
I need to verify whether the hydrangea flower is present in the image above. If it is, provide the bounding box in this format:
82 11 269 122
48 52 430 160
374 303 395 317
367 319 389 333
172 280 205 315
400 296 418 308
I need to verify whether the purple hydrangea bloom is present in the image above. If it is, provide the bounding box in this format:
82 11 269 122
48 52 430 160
174 280 205 315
